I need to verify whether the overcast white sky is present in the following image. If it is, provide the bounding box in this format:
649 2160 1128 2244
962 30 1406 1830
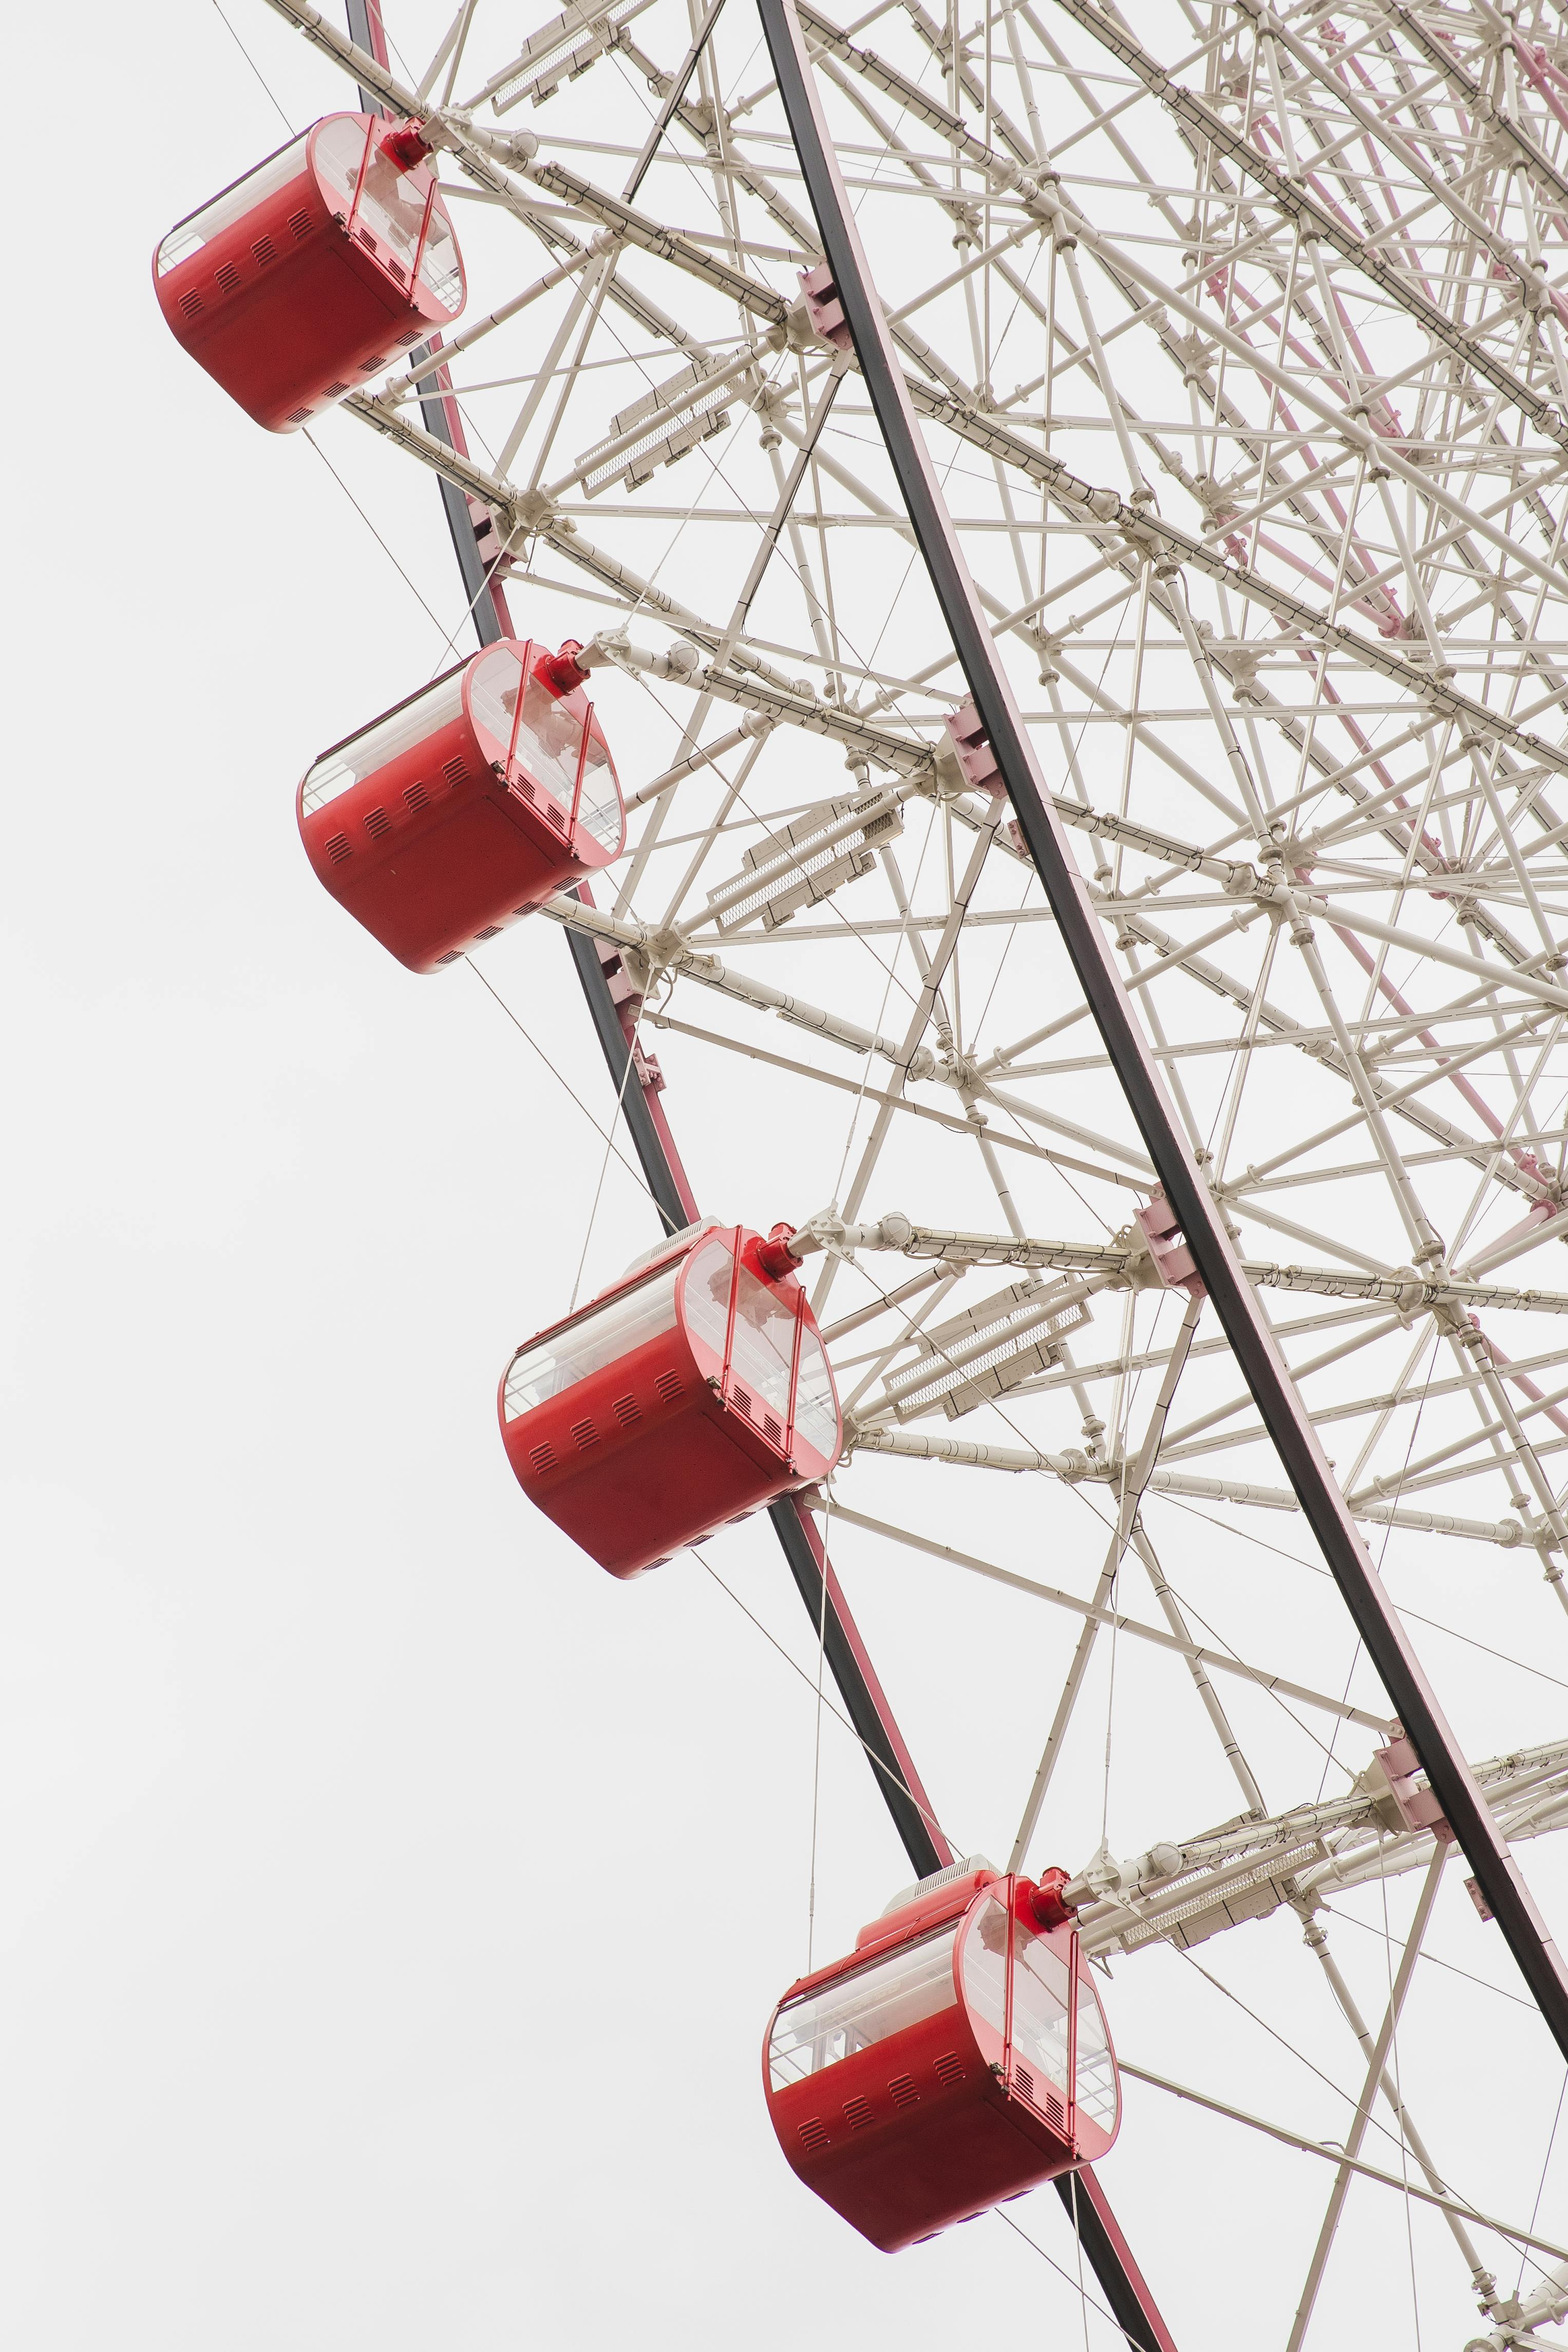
8 5 1568 2347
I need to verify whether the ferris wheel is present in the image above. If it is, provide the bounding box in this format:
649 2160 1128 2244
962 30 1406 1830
154 0 1568 2338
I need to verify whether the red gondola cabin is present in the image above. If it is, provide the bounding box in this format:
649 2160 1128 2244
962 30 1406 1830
298 638 624 972
499 1220 843 1577
154 113 465 431
764 1862 1119 2251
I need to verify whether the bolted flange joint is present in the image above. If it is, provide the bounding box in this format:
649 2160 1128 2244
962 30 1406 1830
1019 1867 1075 1929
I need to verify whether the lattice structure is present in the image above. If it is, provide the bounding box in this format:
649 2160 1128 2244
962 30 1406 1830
181 0 1568 2338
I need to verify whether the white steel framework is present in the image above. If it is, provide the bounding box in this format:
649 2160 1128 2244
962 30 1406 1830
196 0 1568 2337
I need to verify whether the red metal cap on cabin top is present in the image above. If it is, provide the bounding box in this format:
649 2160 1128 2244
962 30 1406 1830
755 1224 799 1280
538 640 591 694
380 118 434 171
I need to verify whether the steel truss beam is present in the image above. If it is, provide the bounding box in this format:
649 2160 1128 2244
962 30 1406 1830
1062 1735 1568 1957
753 0 1568 2081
